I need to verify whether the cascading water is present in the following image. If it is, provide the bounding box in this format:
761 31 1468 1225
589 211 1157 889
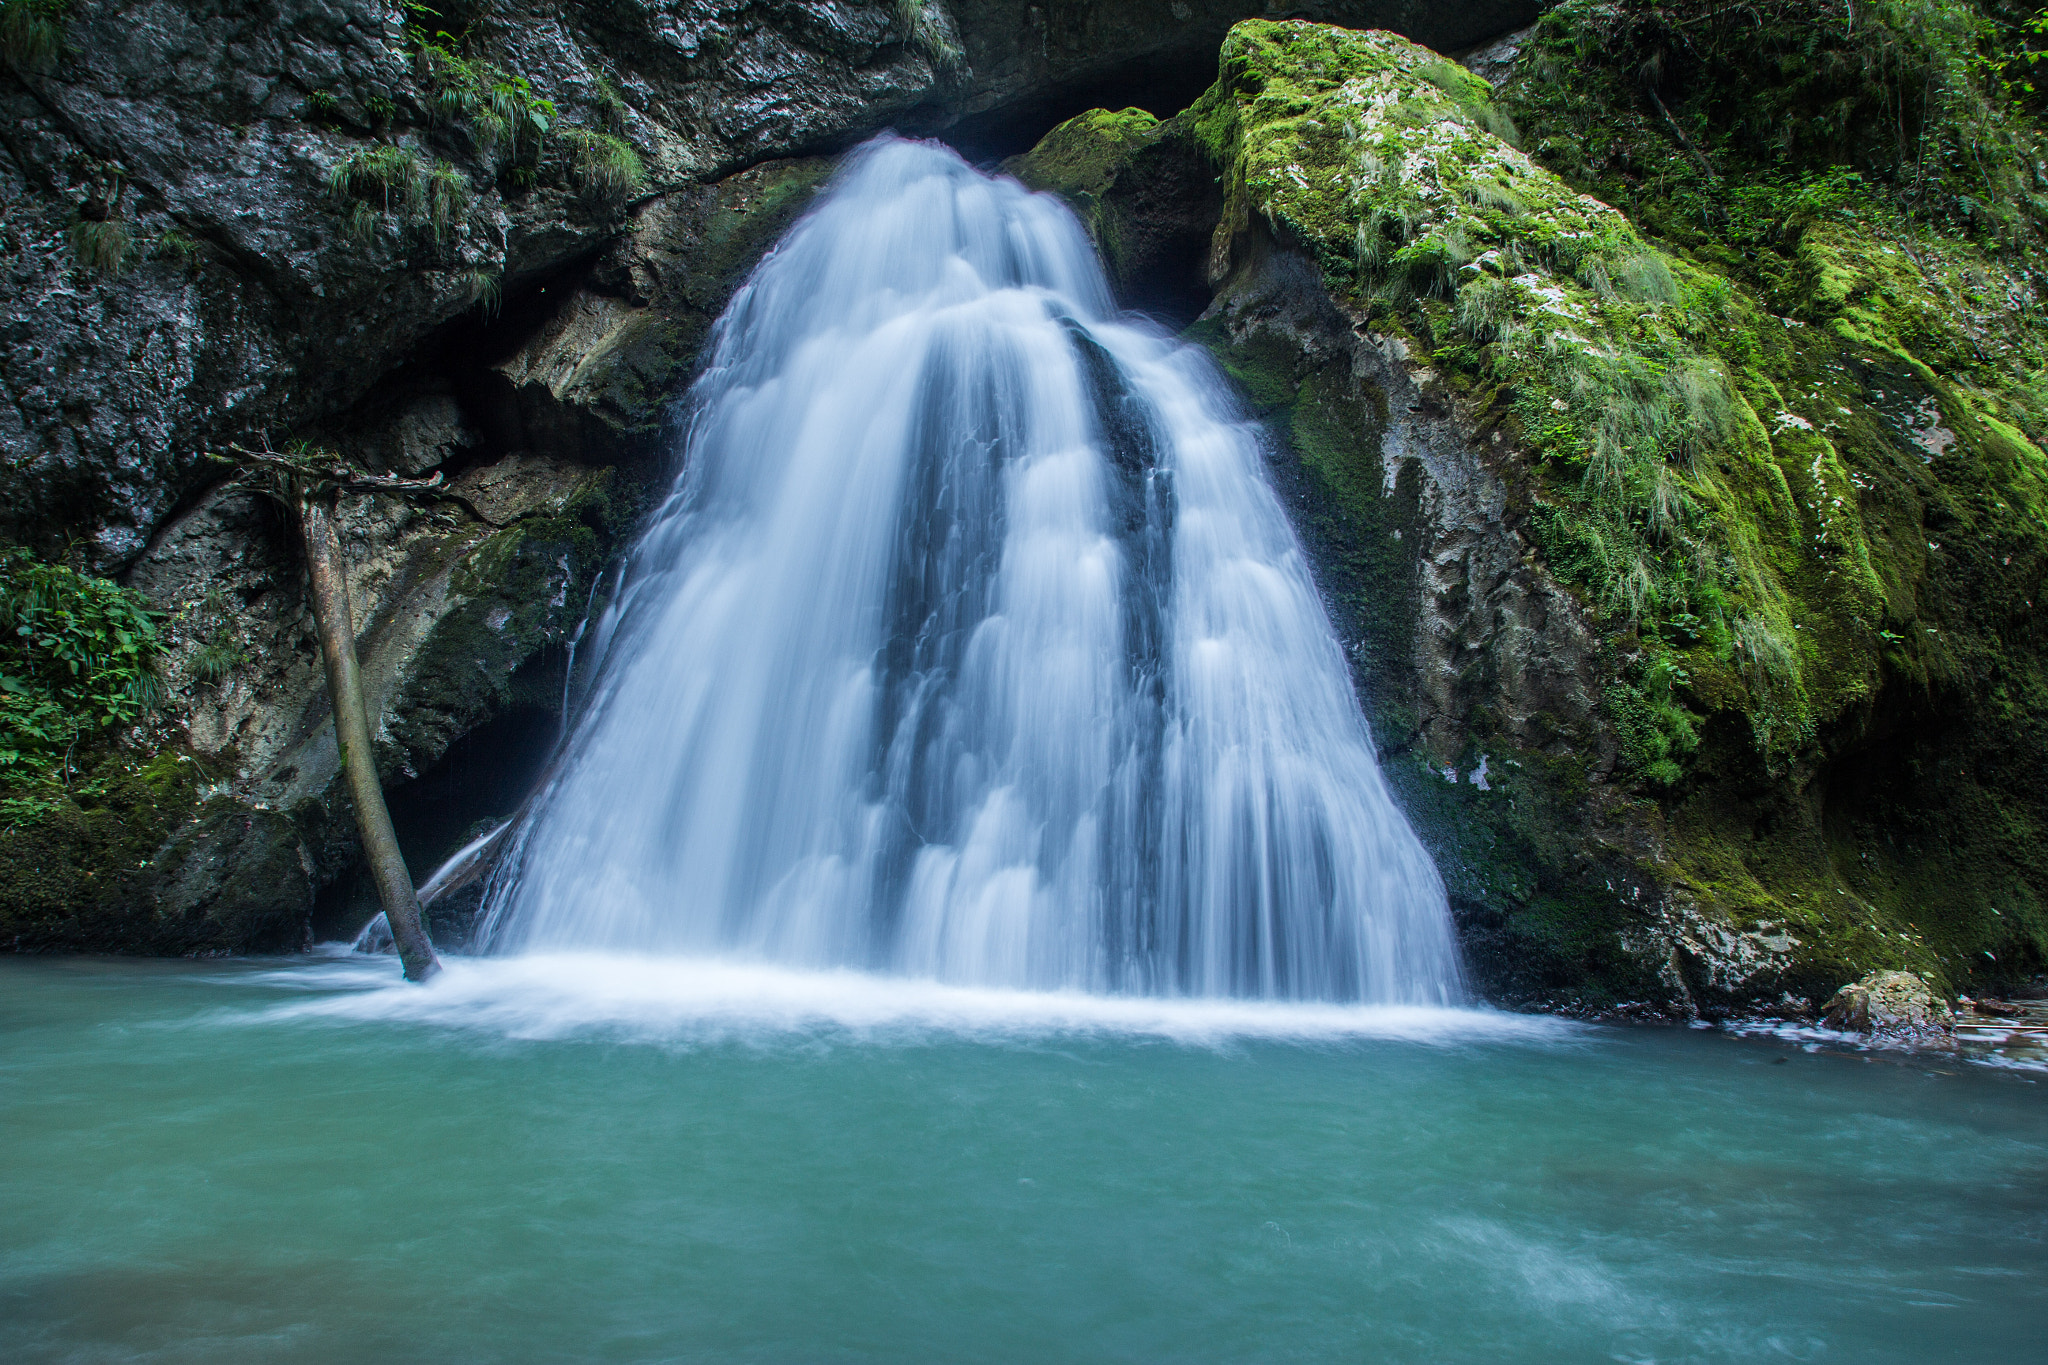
477 137 1463 1004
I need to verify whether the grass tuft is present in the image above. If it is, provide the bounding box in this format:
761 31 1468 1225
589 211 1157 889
566 128 646 198
327 144 468 243
0 0 64 74
67 217 129 274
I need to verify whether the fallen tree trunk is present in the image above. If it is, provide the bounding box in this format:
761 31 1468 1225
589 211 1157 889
299 491 440 983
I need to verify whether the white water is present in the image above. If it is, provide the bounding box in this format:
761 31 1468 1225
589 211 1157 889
477 137 1462 1003
242 957 1558 1049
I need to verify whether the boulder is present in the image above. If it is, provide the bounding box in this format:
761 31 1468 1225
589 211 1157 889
1823 972 1953 1045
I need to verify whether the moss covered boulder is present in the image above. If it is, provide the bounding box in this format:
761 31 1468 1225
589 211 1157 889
1018 14 2048 1014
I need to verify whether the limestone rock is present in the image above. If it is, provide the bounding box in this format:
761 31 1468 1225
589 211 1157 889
1823 972 1954 1045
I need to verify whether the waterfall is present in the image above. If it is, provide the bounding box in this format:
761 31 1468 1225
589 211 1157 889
477 137 1463 1004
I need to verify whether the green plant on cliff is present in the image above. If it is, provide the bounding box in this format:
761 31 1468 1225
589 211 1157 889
66 214 129 274
1160 14 2048 995
895 0 963 69
565 128 646 198
591 74 630 131
327 144 469 243
1514 0 2048 251
405 4 554 170
0 548 163 782
1188 20 1779 777
181 589 245 687
0 0 66 74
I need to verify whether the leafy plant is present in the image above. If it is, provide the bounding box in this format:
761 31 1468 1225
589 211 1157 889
410 25 554 159
0 547 164 781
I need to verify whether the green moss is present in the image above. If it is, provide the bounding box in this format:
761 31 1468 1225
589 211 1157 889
0 749 311 954
1005 109 1188 296
1193 21 1767 783
1008 108 1162 202
1158 15 2048 1000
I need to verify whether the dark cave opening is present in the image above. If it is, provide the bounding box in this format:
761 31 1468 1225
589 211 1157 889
310 654 565 943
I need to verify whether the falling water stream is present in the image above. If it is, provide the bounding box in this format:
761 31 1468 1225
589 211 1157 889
475 137 1460 1001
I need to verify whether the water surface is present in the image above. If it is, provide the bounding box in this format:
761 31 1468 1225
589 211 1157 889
3 956 2043 1363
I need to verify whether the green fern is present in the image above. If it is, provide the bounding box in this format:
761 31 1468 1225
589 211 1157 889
413 38 554 157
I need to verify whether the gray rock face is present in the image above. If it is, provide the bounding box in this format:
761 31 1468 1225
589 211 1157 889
1 0 1543 952
3 0 1538 569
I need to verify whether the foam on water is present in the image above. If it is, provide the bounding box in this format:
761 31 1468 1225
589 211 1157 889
240 955 1572 1049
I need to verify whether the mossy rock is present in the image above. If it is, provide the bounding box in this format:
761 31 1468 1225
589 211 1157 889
0 750 312 954
1014 16 2048 1007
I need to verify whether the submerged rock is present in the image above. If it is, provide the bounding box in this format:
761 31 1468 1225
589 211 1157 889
1823 972 1953 1045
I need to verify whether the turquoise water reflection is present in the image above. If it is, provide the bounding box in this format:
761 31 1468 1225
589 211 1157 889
2 956 2042 1363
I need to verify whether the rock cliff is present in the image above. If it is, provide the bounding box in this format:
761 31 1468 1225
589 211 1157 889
7 0 2041 1020
0 0 1535 952
1009 8 2048 1013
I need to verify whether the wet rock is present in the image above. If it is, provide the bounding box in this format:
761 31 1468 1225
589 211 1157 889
1823 972 1953 1045
1006 17 2048 1015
